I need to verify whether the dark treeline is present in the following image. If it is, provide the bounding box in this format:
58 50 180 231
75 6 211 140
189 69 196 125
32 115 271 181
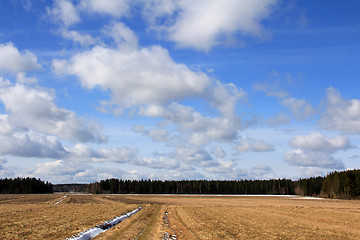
323 170 360 198
296 170 360 199
2 170 359 198
88 179 295 195
0 177 53 194
88 169 360 199
53 184 89 193
295 176 325 196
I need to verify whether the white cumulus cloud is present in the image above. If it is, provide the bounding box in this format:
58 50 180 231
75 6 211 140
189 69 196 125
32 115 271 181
205 160 235 173
68 143 138 163
53 44 211 112
143 0 278 51
134 156 180 169
235 165 273 180
32 159 120 183
53 22 246 146
173 145 213 167
0 42 40 73
284 149 344 169
139 102 242 145
319 87 360 134
0 79 107 143
281 97 314 120
133 125 171 142
60 29 96 46
16 72 38 85
79 0 131 18
47 0 80 27
285 132 351 169
0 130 67 159
290 133 352 153
102 22 138 48
236 138 274 152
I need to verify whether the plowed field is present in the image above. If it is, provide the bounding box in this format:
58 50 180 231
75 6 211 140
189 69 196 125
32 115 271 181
0 194 359 239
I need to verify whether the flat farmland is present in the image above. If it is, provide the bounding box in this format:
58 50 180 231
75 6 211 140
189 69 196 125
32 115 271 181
0 194 359 239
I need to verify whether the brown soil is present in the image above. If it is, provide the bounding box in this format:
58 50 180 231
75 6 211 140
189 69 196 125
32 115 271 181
1 194 359 239
0 194 137 239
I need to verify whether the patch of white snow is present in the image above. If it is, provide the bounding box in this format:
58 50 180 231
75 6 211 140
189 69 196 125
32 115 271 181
66 207 142 240
55 196 67 204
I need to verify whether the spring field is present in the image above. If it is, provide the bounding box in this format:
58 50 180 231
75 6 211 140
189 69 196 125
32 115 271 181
0 194 360 239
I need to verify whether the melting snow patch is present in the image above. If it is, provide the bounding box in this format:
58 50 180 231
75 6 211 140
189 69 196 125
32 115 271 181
55 196 67 205
66 207 142 240
162 211 177 240
290 196 326 200
67 228 104 240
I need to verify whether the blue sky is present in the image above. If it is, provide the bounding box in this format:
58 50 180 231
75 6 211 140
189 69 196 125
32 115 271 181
0 0 359 183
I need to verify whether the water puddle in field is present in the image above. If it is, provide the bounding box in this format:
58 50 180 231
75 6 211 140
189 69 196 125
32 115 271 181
161 211 177 240
55 196 67 204
66 207 142 240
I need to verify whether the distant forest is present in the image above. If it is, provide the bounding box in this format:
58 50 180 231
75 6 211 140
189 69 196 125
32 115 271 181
296 170 360 199
52 184 89 193
1 170 360 199
89 178 295 195
88 169 360 199
0 177 53 194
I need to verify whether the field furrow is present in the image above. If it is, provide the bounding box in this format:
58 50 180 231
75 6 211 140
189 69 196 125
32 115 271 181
0 194 137 239
1 194 359 239
95 204 162 239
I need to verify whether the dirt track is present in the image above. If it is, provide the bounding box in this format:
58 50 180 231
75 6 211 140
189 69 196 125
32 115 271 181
0 194 359 239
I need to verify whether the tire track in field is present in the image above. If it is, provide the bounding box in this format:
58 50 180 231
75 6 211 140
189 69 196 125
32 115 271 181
173 207 199 239
95 204 162 240
176 206 227 239
158 206 199 240
161 209 177 240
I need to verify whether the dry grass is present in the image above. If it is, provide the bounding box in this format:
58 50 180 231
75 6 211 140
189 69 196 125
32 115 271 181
1 194 359 239
0 194 137 239
95 204 162 240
